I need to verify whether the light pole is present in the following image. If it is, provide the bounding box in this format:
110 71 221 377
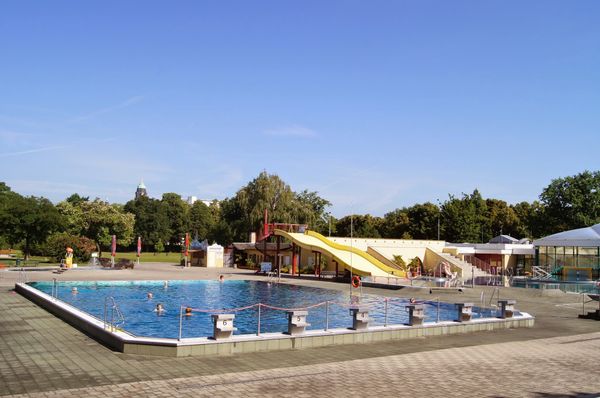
436 199 441 241
350 212 354 299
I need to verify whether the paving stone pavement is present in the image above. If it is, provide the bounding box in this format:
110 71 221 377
2 264 600 397
4 332 600 397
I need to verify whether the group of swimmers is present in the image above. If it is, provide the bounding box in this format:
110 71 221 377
148 276 224 315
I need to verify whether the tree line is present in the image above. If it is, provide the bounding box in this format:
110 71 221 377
1 170 599 261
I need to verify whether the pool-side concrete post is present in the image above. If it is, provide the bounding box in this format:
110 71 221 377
407 304 425 326
498 299 516 319
349 306 369 330
455 303 473 322
211 314 237 340
286 310 310 335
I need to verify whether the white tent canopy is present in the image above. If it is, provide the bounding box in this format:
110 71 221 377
533 223 600 247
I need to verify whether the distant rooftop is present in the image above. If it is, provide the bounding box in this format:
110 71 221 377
533 223 600 247
488 235 519 244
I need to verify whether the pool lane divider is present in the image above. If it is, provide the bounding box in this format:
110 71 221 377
15 282 535 358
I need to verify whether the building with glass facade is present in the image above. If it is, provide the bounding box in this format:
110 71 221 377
533 223 600 280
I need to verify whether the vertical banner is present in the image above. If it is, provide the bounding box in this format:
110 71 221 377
111 235 117 257
184 233 189 257
137 236 142 257
136 236 142 265
184 233 190 267
111 234 117 267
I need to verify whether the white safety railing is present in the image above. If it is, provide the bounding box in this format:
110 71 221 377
173 295 465 340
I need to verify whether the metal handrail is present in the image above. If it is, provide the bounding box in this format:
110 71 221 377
463 255 493 274
488 286 500 307
104 296 125 332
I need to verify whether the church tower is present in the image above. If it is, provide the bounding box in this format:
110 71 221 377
135 179 147 199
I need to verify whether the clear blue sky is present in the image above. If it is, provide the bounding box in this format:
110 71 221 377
1 1 599 216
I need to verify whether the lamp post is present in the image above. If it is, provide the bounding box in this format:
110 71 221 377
436 199 441 241
350 213 354 299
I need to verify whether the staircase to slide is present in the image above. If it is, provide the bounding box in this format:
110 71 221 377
430 251 491 282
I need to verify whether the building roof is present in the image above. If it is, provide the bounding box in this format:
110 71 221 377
488 235 519 244
137 179 146 189
232 242 292 252
533 223 600 247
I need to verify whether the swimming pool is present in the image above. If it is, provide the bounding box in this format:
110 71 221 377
511 278 600 294
27 280 498 339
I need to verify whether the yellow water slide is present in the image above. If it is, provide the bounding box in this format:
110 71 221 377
273 229 404 277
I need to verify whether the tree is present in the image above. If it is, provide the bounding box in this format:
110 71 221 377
441 190 488 243
407 202 440 240
539 170 600 234
293 190 332 234
154 239 165 254
218 197 247 242
512 200 545 239
189 200 215 240
160 193 189 249
124 196 170 249
0 182 16 247
65 193 89 205
0 195 63 259
336 214 383 238
222 171 332 240
57 199 135 253
234 171 296 233
381 208 411 239
486 199 520 238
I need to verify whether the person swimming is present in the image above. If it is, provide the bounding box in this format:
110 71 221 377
219 275 224 282
71 287 78 295
409 297 416 304
155 303 165 313
147 292 153 299
184 307 193 316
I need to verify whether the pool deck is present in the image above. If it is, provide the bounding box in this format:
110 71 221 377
1 263 600 397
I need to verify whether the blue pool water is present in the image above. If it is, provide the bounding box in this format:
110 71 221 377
28 280 498 338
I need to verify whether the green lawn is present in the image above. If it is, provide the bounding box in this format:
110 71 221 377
0 251 181 267
0 250 53 267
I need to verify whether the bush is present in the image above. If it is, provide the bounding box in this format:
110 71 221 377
393 255 408 271
42 233 96 263
301 266 315 275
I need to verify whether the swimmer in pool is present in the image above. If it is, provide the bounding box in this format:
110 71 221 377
147 292 153 299
155 303 165 313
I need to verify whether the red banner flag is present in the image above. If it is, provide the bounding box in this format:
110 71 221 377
111 235 117 257
184 233 189 257
137 236 142 257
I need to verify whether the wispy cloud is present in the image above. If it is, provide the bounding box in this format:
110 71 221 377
0 145 66 158
68 96 145 123
0 129 35 143
263 125 318 138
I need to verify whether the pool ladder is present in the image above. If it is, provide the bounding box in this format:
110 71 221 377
103 296 125 332
266 271 280 283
